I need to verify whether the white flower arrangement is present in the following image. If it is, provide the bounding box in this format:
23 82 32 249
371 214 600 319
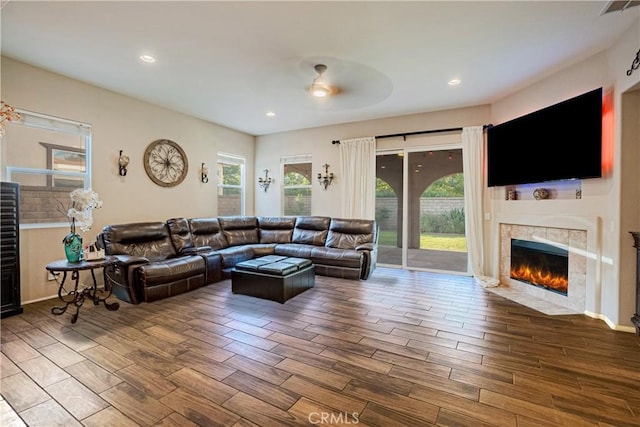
0 101 21 138
66 188 103 233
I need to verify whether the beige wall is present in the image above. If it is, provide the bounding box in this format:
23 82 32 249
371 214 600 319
1 57 255 303
613 23 640 330
255 105 491 217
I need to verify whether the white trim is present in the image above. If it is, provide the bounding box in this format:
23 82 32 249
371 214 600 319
584 311 637 333
218 152 245 165
15 108 91 136
6 167 86 178
280 153 312 164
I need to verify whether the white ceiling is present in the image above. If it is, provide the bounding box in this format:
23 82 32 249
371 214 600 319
1 1 638 136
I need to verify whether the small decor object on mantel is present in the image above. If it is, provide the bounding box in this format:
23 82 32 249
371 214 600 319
533 188 549 200
62 188 103 263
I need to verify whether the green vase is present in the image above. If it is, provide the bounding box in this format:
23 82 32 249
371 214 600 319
63 232 83 263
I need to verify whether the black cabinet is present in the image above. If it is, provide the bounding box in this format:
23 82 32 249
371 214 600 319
631 232 640 335
1 182 22 318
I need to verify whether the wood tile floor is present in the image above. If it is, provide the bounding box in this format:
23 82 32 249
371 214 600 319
1 267 640 426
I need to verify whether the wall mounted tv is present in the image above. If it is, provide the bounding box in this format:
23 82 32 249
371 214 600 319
487 87 602 187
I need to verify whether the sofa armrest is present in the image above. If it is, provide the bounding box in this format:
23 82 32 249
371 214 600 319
182 246 213 255
198 251 222 284
169 248 221 284
355 243 374 251
111 254 150 266
104 255 149 304
357 245 377 280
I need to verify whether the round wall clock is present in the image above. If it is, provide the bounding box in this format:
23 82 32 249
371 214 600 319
143 139 189 187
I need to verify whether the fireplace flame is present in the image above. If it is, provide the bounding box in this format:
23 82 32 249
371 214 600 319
510 265 568 294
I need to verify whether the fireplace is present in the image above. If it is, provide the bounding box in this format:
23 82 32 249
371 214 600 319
495 215 597 315
510 239 568 296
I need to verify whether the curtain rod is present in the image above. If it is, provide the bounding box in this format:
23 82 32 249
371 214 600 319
331 124 492 144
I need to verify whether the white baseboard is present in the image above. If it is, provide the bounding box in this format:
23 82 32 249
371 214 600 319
584 310 637 333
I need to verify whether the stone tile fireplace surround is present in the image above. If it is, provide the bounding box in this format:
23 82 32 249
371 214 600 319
491 214 601 316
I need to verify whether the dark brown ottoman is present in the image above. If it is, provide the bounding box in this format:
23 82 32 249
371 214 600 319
231 255 314 303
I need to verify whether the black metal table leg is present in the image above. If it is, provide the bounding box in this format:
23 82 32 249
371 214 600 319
50 271 77 315
46 257 119 323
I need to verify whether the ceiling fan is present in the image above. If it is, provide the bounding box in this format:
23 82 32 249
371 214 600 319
309 64 338 98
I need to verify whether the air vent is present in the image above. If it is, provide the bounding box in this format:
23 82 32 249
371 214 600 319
601 0 640 14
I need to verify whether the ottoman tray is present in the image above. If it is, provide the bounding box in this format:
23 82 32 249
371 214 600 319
231 256 314 303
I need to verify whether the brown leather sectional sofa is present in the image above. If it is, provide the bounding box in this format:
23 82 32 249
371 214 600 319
99 216 377 304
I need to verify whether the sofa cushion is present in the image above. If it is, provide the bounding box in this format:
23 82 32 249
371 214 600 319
258 216 294 243
102 222 176 262
310 246 363 269
292 216 330 246
166 217 194 253
274 243 315 259
216 245 255 268
258 216 296 230
188 218 229 250
137 255 205 286
247 243 277 257
326 218 376 250
260 229 293 244
219 216 259 246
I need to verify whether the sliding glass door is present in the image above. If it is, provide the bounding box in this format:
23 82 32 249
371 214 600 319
376 148 468 273
375 152 403 266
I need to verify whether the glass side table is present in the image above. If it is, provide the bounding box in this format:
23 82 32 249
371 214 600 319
46 256 120 323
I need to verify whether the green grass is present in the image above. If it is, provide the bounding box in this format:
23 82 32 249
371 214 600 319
378 230 467 252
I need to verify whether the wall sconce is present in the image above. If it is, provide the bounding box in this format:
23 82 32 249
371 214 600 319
317 163 334 190
201 163 209 183
258 169 272 192
118 150 130 176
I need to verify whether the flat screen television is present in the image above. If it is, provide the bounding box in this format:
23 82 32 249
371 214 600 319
487 87 602 187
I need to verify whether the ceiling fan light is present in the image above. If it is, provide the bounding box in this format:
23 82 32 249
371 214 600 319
310 82 330 97
309 63 333 98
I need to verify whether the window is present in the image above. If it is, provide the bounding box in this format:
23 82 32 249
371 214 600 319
40 142 86 188
4 110 92 227
217 153 245 216
282 154 312 216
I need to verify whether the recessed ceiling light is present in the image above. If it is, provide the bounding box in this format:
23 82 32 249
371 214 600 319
448 79 461 86
265 111 276 117
140 55 156 63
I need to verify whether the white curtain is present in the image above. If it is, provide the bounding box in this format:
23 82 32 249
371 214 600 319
462 126 499 288
339 136 376 219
